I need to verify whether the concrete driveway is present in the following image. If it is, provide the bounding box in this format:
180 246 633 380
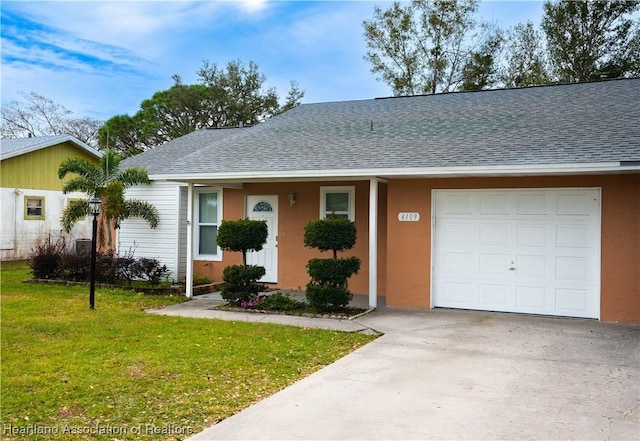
189 308 639 440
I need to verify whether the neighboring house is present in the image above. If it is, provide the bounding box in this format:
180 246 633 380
0 135 102 260
120 78 640 323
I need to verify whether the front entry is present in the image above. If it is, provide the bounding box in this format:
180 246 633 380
246 195 278 283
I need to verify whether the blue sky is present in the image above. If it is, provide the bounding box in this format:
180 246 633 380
1 1 544 121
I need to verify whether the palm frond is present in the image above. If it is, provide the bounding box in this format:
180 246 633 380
117 167 151 188
61 176 99 195
60 200 89 233
100 150 122 180
122 200 160 229
58 157 100 180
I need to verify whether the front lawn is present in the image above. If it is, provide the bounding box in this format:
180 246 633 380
0 261 375 440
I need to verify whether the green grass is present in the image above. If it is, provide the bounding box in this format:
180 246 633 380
0 261 375 440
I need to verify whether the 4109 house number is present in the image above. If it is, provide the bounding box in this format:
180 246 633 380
397 212 420 222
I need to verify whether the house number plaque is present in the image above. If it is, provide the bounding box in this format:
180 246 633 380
398 212 420 222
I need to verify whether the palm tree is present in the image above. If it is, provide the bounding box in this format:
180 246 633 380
58 149 159 249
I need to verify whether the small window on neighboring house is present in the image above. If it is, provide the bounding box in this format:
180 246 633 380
195 190 222 259
320 186 355 221
24 196 45 220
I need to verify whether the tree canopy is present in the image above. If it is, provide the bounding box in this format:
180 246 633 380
363 0 502 94
542 0 640 82
363 0 640 95
99 60 304 157
1 91 103 146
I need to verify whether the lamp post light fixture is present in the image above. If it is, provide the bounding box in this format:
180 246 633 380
88 197 102 310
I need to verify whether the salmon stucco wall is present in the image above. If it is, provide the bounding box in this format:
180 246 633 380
193 180 388 296
386 174 640 323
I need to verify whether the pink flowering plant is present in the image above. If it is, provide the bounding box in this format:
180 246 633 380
240 295 267 308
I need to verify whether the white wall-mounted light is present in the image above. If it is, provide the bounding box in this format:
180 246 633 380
288 192 296 206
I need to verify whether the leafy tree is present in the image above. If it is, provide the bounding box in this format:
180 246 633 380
363 0 495 95
461 27 504 91
136 76 227 147
501 21 551 88
99 60 304 156
1 91 102 146
542 0 640 82
97 114 151 158
58 149 159 249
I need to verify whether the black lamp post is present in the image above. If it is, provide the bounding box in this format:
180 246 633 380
88 197 102 310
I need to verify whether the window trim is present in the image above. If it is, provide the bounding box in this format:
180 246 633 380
320 186 355 221
24 196 45 220
194 188 223 261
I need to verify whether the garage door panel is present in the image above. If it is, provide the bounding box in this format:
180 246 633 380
517 224 548 246
556 225 590 248
515 286 548 309
442 193 473 215
555 256 589 281
480 223 509 245
479 284 509 307
480 193 510 215
479 254 510 275
517 193 549 215
433 188 600 319
556 193 592 215
516 255 547 278
443 252 475 276
441 223 474 246
441 282 477 305
555 288 589 311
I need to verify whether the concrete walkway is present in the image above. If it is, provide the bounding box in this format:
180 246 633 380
149 299 640 440
146 292 380 333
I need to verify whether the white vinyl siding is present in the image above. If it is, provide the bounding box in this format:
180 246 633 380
119 181 182 281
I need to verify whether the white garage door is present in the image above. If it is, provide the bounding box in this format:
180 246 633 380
433 189 600 318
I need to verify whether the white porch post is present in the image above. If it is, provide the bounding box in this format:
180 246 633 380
368 178 378 309
186 183 194 298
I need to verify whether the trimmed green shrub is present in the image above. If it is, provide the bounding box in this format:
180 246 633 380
303 217 361 309
305 257 361 308
306 257 361 286
221 265 266 305
217 219 268 265
217 219 268 305
306 284 353 309
304 216 356 258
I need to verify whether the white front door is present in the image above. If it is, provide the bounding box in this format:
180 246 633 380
246 195 278 283
433 188 601 318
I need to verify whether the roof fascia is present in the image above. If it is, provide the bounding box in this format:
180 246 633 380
151 162 640 183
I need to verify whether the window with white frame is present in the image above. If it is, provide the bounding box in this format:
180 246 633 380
195 190 222 259
320 186 355 221
24 196 45 220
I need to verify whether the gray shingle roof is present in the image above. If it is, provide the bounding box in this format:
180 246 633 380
0 135 101 160
120 127 245 175
123 78 640 179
